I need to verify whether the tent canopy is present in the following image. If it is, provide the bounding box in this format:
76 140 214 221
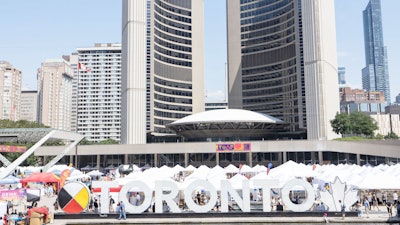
21 172 60 183
0 175 20 184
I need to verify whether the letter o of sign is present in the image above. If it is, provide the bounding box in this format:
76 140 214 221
119 181 152 213
281 179 315 212
184 179 218 213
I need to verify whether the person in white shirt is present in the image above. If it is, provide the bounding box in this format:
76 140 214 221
393 192 398 205
135 192 141 206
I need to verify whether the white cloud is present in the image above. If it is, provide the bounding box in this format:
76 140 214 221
205 90 226 102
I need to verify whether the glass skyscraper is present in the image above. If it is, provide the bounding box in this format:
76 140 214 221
362 0 390 103
338 67 346 85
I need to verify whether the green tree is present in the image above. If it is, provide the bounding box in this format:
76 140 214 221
385 132 399 140
0 120 48 165
330 112 378 137
330 113 351 136
375 134 385 140
349 112 378 136
78 138 95 145
99 139 119 145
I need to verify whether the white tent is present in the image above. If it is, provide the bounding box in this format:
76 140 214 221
252 164 267 173
224 164 239 173
66 173 90 181
356 171 400 190
210 165 225 175
239 164 253 173
228 173 248 190
87 170 104 176
185 165 196 172
269 160 317 178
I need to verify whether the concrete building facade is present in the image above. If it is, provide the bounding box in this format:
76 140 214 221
370 114 400 137
75 43 122 142
0 61 22 121
121 0 205 144
20 90 38 122
362 0 390 103
339 87 386 114
226 0 340 140
37 59 73 131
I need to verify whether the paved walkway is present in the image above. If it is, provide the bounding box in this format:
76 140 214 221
30 196 400 224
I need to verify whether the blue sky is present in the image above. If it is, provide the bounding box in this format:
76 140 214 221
1 0 399 103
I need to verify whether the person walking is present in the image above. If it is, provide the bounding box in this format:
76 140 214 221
109 196 115 213
339 200 346 220
118 201 126 220
393 191 398 205
364 198 370 218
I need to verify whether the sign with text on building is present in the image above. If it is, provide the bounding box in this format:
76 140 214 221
0 145 26 153
216 143 251 152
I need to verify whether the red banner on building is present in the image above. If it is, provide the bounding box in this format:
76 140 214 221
0 145 27 153
216 143 251 152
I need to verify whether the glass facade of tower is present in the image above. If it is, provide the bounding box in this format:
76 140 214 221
235 0 306 132
151 0 195 135
338 67 346 85
362 0 390 103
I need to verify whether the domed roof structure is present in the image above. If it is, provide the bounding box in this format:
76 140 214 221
166 109 288 140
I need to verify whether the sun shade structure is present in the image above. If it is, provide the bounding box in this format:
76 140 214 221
166 109 288 140
0 129 84 179
21 172 60 183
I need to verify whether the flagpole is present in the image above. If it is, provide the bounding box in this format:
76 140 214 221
75 62 80 169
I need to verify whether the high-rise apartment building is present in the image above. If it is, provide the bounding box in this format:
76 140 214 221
121 0 205 144
338 67 346 85
362 0 390 103
75 43 122 142
227 0 340 140
0 61 22 121
37 59 73 131
20 90 38 122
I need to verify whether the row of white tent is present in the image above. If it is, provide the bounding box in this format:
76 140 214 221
8 161 400 191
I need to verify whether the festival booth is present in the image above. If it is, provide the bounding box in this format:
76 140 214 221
28 207 50 225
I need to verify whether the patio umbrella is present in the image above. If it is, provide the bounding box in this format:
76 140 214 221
80 165 96 171
105 165 116 171
0 175 20 184
86 170 104 177
21 172 60 183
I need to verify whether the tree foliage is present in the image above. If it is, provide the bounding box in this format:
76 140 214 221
330 112 378 137
385 132 399 140
99 139 119 145
330 113 351 135
0 119 48 166
0 119 48 128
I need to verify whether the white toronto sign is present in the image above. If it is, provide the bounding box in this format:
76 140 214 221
89 177 358 214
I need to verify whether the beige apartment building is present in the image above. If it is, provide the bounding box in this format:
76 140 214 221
37 59 73 131
0 61 22 121
20 90 38 122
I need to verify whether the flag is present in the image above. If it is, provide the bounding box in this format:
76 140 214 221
78 62 90 72
59 169 71 188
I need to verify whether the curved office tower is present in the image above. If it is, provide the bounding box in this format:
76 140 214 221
122 0 204 143
227 0 340 140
